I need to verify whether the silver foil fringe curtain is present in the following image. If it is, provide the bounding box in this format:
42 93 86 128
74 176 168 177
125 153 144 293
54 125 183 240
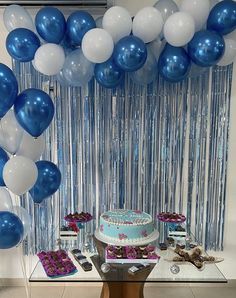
12 60 233 252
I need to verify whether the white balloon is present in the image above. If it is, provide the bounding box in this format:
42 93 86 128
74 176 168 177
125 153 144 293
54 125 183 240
82 28 114 63
0 188 13 211
0 110 24 155
34 44 65 76
3 156 38 196
132 7 163 43
102 6 132 43
180 0 210 31
3 4 35 32
217 38 236 66
16 132 45 161
13 206 31 239
164 12 195 47
32 59 39 72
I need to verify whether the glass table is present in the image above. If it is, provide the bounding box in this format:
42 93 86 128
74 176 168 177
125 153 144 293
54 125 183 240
29 237 227 298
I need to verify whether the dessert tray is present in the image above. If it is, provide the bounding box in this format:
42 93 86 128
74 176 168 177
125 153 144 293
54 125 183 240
37 250 77 278
94 228 159 246
165 246 224 271
157 212 186 223
105 245 160 264
64 212 93 223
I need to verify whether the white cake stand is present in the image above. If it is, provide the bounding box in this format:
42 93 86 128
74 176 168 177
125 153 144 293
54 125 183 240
94 229 159 246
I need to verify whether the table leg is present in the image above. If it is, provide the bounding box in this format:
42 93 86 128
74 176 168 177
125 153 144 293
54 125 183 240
123 282 144 298
100 282 145 298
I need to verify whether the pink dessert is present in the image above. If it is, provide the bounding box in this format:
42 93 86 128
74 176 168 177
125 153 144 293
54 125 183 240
37 250 77 277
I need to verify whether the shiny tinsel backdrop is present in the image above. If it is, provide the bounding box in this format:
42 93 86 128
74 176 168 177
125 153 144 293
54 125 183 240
0 0 235 253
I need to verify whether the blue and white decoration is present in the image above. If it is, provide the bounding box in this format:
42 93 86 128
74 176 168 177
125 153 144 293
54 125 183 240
0 0 235 252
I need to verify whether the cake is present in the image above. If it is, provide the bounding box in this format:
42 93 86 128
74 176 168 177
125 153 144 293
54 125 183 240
98 209 156 243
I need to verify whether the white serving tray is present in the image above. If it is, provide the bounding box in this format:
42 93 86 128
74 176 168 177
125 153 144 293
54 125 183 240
105 251 159 264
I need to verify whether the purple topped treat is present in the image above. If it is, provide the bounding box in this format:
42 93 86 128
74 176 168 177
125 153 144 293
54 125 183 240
105 244 160 261
37 250 77 278
157 212 186 223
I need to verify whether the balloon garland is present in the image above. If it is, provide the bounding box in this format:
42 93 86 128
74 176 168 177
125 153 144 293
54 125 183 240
2 0 236 88
1 0 236 250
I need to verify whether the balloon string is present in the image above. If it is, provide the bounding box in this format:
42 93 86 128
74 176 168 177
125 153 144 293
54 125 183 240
18 244 30 298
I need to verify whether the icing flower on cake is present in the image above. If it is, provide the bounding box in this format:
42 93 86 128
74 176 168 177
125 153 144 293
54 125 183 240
119 233 128 240
141 230 148 237
100 224 104 232
134 210 142 214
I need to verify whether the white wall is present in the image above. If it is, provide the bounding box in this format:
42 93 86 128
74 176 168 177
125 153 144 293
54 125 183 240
0 0 236 280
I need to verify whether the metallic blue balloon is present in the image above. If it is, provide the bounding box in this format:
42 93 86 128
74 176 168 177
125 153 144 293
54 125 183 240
207 0 236 35
94 58 125 89
0 147 9 186
67 11 96 46
14 88 54 138
188 30 225 67
6 28 40 62
114 36 147 72
158 44 191 83
0 63 18 118
35 7 66 44
29 161 61 204
0 211 23 249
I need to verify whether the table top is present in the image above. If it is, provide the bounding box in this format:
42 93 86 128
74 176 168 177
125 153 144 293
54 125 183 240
29 248 227 283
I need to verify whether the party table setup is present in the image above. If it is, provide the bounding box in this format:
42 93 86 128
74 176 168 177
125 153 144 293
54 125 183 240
0 0 235 297
30 209 226 298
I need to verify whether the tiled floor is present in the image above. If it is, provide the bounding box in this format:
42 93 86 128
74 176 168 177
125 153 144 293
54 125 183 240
0 285 236 298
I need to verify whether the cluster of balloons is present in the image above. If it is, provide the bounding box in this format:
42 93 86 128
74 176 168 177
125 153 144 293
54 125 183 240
3 0 236 86
0 66 61 198
0 65 61 249
0 188 30 249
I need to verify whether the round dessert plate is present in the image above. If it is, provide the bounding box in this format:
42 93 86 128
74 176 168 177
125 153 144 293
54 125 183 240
157 213 186 223
94 229 159 246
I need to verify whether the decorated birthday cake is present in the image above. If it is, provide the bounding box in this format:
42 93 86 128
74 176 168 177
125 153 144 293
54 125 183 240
98 209 156 244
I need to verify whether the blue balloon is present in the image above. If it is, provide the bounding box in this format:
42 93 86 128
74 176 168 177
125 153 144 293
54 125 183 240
94 58 125 89
0 63 18 118
29 161 61 204
0 211 23 249
60 34 77 54
0 147 9 186
67 11 96 46
113 36 147 72
113 35 147 71
35 7 66 44
6 28 40 62
188 30 225 67
158 44 191 83
207 0 236 35
14 88 54 138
